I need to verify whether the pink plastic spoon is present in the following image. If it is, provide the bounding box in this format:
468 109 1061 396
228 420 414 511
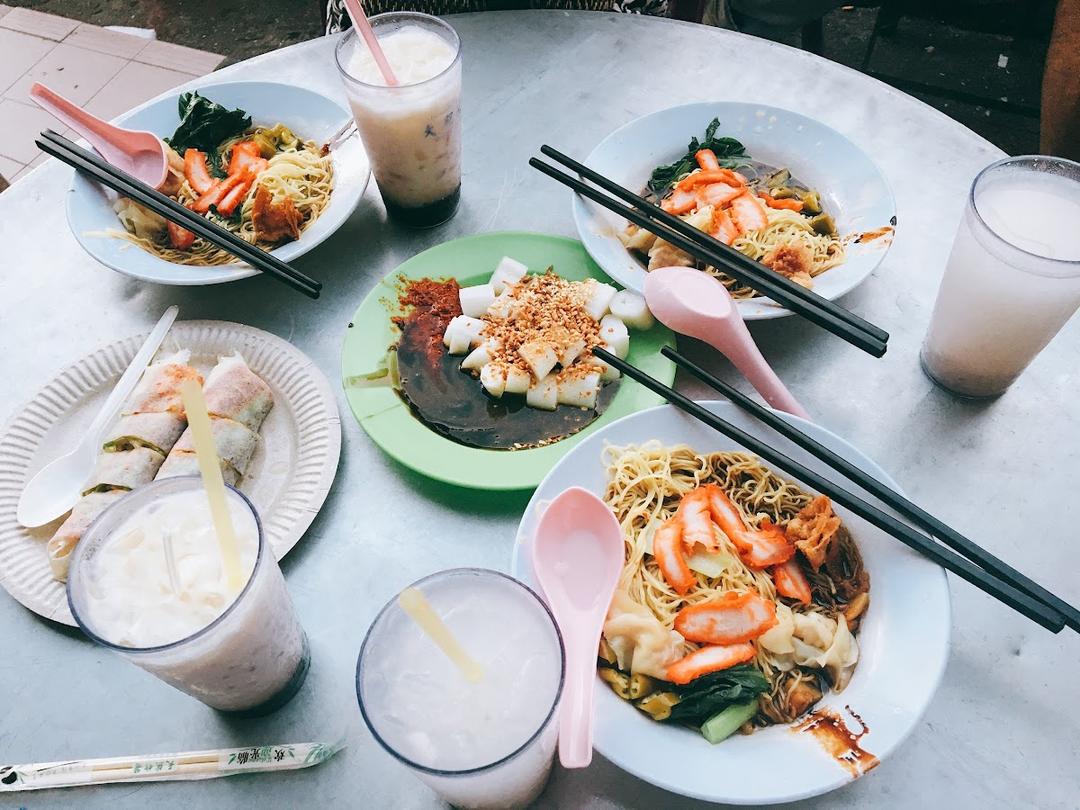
29 82 171 189
531 487 624 769
644 265 810 419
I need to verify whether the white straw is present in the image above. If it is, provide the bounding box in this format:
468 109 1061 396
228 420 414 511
343 0 399 86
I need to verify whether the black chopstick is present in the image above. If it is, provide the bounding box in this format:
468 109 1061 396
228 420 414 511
662 345 1080 634
530 152 888 358
38 131 321 299
593 347 1065 633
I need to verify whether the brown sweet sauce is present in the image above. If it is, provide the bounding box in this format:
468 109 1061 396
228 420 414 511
855 226 895 245
793 705 879 777
391 278 614 451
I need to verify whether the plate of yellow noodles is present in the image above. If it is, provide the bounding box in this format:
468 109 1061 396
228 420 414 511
511 402 949 804
573 103 896 320
66 81 370 286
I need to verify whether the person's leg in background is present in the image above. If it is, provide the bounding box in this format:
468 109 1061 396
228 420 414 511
1042 0 1080 160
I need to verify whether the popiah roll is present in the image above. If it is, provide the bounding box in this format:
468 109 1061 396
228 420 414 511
201 353 273 432
47 490 127 581
102 411 186 456
166 416 259 478
125 350 204 415
155 450 242 487
82 446 165 495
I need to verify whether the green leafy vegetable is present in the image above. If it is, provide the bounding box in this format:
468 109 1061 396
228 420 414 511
700 699 760 744
664 664 769 726
648 118 749 198
165 91 252 156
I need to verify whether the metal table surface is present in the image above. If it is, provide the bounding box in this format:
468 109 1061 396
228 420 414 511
0 11 1077 810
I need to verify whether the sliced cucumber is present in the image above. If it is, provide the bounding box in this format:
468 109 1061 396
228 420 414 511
700 700 758 745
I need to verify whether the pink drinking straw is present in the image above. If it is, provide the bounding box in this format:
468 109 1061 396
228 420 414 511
343 0 399 86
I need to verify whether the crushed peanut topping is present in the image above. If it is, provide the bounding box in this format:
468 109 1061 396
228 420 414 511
479 271 605 380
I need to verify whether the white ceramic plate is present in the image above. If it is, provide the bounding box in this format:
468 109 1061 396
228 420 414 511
572 102 896 320
511 402 949 804
67 80 370 286
0 320 342 626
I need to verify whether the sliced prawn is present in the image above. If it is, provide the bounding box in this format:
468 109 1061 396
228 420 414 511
676 487 719 552
730 191 769 232
709 207 740 245
653 517 695 595
695 148 720 171
759 190 805 212
772 557 813 604
706 487 795 568
661 188 697 215
698 182 743 208
666 642 757 685
675 168 747 192
674 591 778 645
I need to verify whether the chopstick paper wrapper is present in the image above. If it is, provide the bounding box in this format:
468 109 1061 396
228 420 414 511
0 740 344 792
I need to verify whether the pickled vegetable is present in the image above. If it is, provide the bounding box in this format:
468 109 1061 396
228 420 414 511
629 673 656 700
799 189 823 215
809 213 837 236
599 667 632 699
636 691 681 721
765 168 791 189
769 186 798 200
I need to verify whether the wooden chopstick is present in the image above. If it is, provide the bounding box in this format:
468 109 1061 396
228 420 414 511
38 131 321 299
530 152 888 358
592 347 1065 632
662 345 1080 634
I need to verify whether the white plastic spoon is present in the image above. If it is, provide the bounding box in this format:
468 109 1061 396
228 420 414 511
16 306 179 528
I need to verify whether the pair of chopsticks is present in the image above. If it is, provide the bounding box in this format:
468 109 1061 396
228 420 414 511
593 345 1079 634
530 146 889 358
36 130 321 299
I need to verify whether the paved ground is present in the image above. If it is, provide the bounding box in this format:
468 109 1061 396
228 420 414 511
2 0 1050 154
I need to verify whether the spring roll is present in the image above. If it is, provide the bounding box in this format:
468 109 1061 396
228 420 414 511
102 411 186 456
155 449 242 487
82 446 165 495
46 349 200 582
201 353 273 433
124 350 204 415
165 416 259 479
47 490 127 581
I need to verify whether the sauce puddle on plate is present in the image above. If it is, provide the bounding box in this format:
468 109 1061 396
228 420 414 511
792 705 879 777
391 278 614 450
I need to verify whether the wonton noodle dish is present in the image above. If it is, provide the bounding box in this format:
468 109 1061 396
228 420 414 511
619 119 847 299
598 443 870 745
112 92 333 266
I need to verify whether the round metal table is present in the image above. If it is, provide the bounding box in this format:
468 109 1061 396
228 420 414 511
0 11 1076 809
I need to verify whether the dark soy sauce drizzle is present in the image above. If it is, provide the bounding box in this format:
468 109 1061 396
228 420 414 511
394 304 616 451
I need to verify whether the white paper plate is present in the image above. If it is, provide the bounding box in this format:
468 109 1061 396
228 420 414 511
0 320 341 626
572 102 896 320
67 80 370 286
510 402 949 804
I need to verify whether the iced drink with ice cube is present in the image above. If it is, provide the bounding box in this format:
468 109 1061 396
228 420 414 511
67 476 309 715
356 569 564 809
335 13 462 227
921 156 1080 397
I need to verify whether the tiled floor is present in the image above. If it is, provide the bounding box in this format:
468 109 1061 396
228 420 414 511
0 5 224 187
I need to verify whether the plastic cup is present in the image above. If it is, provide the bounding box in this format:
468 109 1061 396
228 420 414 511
335 12 463 227
920 156 1080 397
67 476 310 715
356 569 565 810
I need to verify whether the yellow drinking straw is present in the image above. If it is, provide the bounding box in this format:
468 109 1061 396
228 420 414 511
179 379 244 593
398 587 484 683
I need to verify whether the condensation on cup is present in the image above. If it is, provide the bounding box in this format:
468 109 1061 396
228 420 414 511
920 156 1080 398
67 476 310 715
335 12 463 228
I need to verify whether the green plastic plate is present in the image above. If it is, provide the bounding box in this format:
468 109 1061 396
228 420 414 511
341 232 676 491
